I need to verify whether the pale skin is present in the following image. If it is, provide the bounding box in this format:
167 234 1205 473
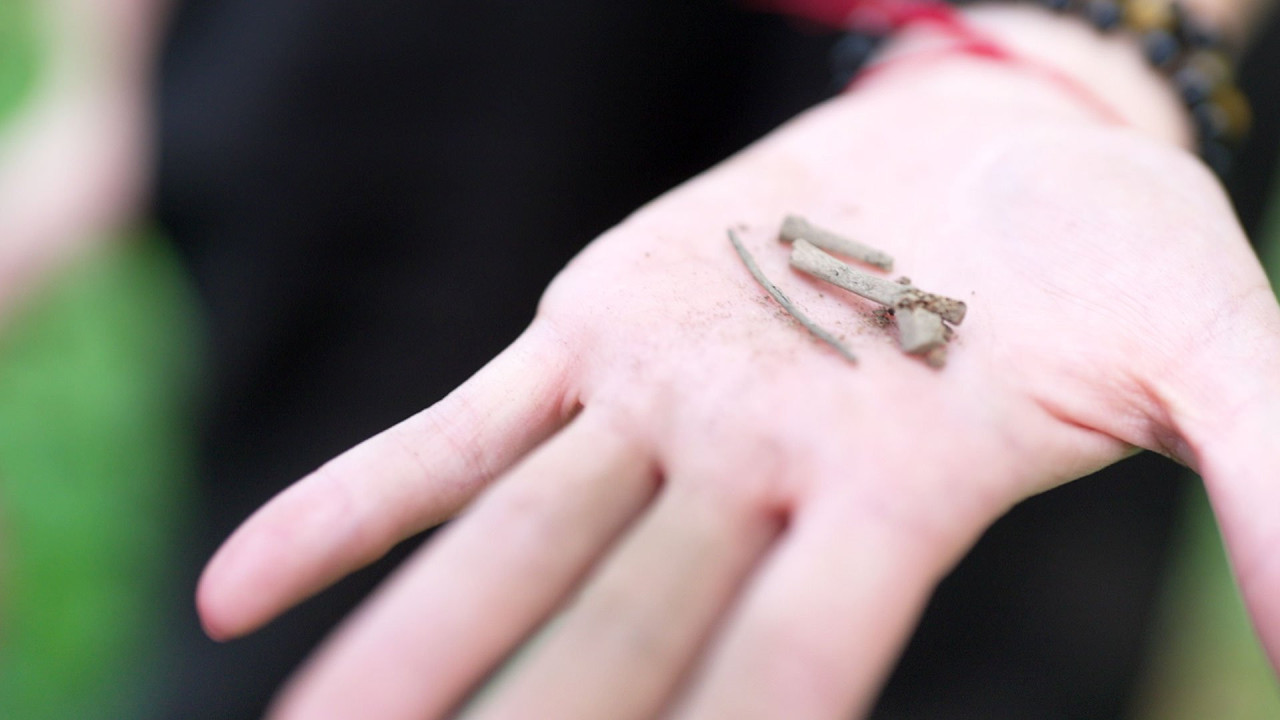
191 9 1280 720
5 1 1280 718
0 0 162 327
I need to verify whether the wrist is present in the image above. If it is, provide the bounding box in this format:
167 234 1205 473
867 4 1193 150
965 4 1192 147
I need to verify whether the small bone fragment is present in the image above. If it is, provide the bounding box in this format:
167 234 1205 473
779 215 894 272
897 306 947 356
728 230 857 364
789 239 966 324
790 238 905 305
903 290 967 326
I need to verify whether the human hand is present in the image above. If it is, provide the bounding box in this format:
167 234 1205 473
196 40 1280 720
0 0 153 327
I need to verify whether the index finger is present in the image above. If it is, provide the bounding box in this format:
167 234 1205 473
196 323 577 640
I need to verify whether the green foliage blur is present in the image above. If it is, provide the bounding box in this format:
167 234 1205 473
0 0 40 127
0 2 201 717
0 239 200 719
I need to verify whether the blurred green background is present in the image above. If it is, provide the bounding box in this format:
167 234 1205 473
0 2 199 717
0 1 1277 717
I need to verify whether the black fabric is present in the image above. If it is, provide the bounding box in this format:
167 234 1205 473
152 2 838 717
149 1 1279 718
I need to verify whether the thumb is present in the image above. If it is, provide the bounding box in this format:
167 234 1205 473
1171 302 1280 670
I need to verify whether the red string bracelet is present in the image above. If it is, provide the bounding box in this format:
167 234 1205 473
835 0 1130 127
758 0 1250 174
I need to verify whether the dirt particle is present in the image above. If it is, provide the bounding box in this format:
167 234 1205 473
872 306 895 328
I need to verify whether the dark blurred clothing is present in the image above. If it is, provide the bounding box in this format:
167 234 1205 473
150 1 1280 718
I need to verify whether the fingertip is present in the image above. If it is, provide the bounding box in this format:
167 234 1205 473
193 323 581 650
194 490 316 641
195 533 257 642
196 599 236 643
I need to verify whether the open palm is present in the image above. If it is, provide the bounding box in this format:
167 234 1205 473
197 62 1280 719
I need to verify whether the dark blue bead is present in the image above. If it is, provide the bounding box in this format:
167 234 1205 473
1174 65 1213 105
1039 0 1073 11
1142 29 1182 69
1085 0 1123 30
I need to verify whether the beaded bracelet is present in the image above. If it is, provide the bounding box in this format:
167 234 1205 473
830 0 1252 175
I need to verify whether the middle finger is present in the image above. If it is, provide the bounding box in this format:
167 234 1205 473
466 474 782 720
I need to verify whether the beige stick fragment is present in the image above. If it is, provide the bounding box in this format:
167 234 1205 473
897 306 948 367
779 215 894 272
789 239 966 325
790 238 905 305
897 306 946 354
728 230 857 364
